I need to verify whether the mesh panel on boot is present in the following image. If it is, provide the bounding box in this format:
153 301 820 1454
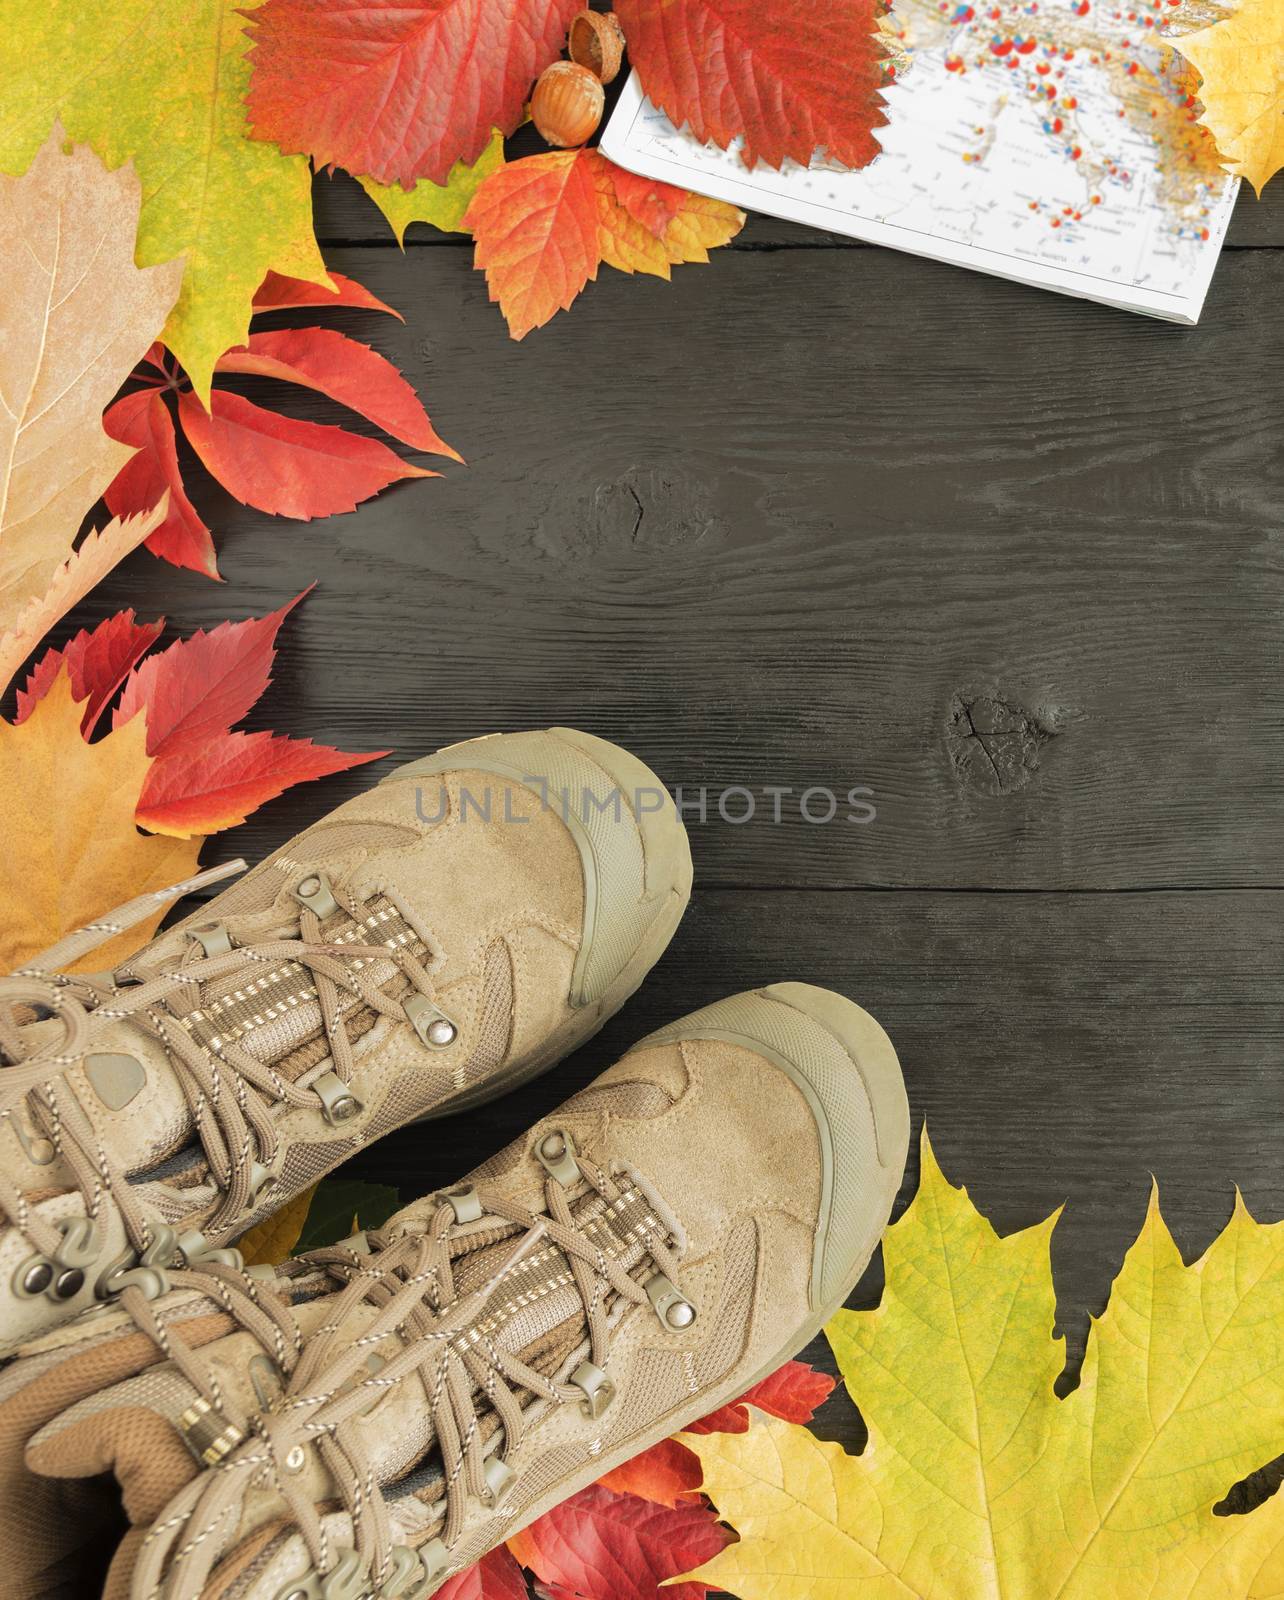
364 939 515 1139
459 940 514 1089
693 1217 758 1390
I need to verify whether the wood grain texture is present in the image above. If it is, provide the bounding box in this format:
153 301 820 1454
78 240 1284 889
46 158 1281 1524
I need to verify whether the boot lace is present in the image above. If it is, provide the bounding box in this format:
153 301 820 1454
119 1146 684 1599
0 862 446 1301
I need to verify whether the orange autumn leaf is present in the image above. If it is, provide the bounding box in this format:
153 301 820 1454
0 669 200 973
465 148 744 338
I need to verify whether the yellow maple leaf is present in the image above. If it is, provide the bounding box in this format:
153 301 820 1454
236 1183 319 1268
0 670 201 974
1178 0 1284 194
684 1131 1284 1600
0 0 330 401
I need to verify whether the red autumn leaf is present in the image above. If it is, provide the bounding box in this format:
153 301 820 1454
614 0 887 172
16 611 164 735
434 1548 530 1600
107 273 455 576
217 328 463 461
114 589 311 759
253 269 402 318
245 0 580 188
136 729 389 837
104 386 220 579
684 1358 836 1435
177 389 437 520
507 1485 732 1600
466 150 601 341
595 1437 703 1508
606 166 687 239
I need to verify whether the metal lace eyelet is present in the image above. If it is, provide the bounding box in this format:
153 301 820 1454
570 1358 615 1419
293 873 341 920
535 1127 580 1186
190 922 232 958
646 1272 698 1331
443 1185 482 1225
313 1069 363 1125
482 1455 517 1505
404 993 458 1049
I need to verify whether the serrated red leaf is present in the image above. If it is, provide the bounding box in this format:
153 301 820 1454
253 269 402 318
465 151 602 341
176 389 436 520
684 1358 836 1435
136 730 388 837
114 590 311 759
217 328 461 461
739 1357 836 1421
245 0 580 188
103 388 220 579
434 1548 529 1600
507 1486 732 1600
595 1438 703 1508
605 166 687 239
16 611 164 735
614 0 887 172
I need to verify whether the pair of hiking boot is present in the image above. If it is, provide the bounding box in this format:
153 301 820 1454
0 728 909 1600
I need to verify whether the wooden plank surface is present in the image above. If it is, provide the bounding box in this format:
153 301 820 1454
55 157 1282 1508
86 234 1284 890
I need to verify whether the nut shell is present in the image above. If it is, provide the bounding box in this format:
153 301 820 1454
568 9 626 84
531 60 605 148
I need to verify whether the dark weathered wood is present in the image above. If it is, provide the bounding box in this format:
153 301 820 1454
311 156 1284 248
334 887 1284 1390
82 240 1284 890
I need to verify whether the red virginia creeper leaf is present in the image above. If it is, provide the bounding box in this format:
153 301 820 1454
605 166 687 239
16 611 164 735
434 1549 530 1600
595 1438 703 1508
465 151 601 341
176 389 436 520
245 0 580 188
253 269 402 318
137 729 389 838
507 1486 732 1600
217 328 462 461
467 150 743 336
684 1358 836 1435
614 0 887 172
114 590 311 758
103 388 220 579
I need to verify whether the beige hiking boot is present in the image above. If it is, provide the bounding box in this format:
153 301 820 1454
0 984 908 1600
0 728 691 1358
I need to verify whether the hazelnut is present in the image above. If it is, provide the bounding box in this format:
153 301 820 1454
531 60 605 148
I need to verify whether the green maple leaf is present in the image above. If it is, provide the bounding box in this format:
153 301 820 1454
684 1132 1284 1600
359 130 507 243
0 0 329 401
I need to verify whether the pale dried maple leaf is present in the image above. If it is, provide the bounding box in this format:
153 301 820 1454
0 127 182 640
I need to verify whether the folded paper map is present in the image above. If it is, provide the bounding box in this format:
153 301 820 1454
601 7 1238 323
